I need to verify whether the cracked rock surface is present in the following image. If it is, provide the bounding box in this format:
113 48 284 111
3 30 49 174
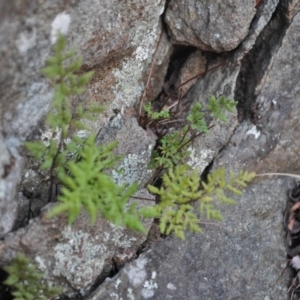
1 0 300 299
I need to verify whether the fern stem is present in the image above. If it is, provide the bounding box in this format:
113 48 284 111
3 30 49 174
157 63 227 113
47 136 64 203
130 196 156 202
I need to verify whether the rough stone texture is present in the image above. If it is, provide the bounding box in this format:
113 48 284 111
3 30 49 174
172 50 207 97
279 0 300 22
98 116 156 188
0 0 167 234
88 178 289 300
185 62 240 174
183 0 280 174
0 188 154 297
2 0 300 299
165 0 257 52
85 4 300 300
216 9 300 175
0 0 167 139
15 116 156 229
234 0 280 61
0 131 21 236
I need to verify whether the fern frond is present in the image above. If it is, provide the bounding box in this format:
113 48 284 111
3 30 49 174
3 253 61 300
145 164 255 239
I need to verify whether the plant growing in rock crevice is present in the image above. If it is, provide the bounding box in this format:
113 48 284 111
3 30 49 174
23 33 256 242
3 253 61 300
147 96 237 171
25 34 145 232
140 94 255 239
140 165 255 239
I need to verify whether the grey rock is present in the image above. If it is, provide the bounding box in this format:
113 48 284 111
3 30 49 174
97 117 156 188
165 0 257 52
234 0 280 61
0 188 154 297
172 50 207 97
86 3 300 300
0 132 20 236
0 0 167 235
185 62 240 174
87 179 289 300
0 0 167 140
216 9 300 174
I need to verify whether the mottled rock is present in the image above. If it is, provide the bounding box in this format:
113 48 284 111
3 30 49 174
0 132 20 236
87 179 289 300
165 0 257 52
0 188 154 297
0 0 167 235
172 50 207 97
86 4 300 300
0 0 167 139
234 0 280 61
185 62 240 174
217 9 300 174
97 116 156 188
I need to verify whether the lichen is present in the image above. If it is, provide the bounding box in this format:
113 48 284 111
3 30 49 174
51 13 71 44
51 228 107 292
112 145 153 187
187 146 214 173
124 257 148 287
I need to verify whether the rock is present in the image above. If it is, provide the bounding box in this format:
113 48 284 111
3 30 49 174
165 0 257 52
97 116 156 188
185 62 240 174
181 0 281 174
85 3 300 300
16 116 156 229
216 7 300 174
0 188 155 297
234 0 280 61
87 178 289 300
172 50 207 97
0 0 168 235
0 131 20 236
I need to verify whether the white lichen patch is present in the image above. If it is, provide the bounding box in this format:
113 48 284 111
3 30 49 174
41 126 61 147
291 256 300 270
246 125 260 139
52 229 106 290
127 288 135 300
111 58 145 109
141 279 158 299
114 278 122 289
108 222 137 248
110 14 162 109
151 271 156 279
51 12 71 44
35 256 47 272
167 282 177 290
143 280 158 290
16 28 37 54
124 257 148 287
112 147 153 186
187 147 214 173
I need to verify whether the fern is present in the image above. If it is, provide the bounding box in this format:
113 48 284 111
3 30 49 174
47 135 146 232
144 102 170 120
150 129 190 168
3 253 61 300
140 164 255 239
25 34 145 231
206 95 237 122
150 96 236 170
